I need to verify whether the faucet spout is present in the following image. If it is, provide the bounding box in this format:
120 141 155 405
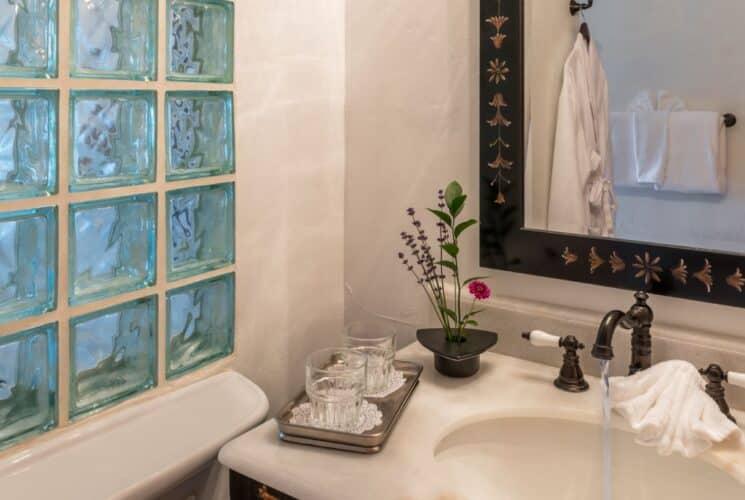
591 310 626 360
591 291 655 375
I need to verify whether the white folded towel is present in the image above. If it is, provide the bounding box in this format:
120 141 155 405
626 91 682 187
657 112 727 194
611 360 741 458
629 89 687 113
610 112 638 188
633 112 669 186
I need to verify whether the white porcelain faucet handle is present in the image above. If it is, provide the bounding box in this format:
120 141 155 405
525 330 562 348
727 371 745 389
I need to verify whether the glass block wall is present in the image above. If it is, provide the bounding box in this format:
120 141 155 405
0 1 235 449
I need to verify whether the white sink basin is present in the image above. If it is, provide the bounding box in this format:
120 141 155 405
435 416 743 500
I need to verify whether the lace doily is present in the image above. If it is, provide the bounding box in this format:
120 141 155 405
290 400 383 434
365 369 407 398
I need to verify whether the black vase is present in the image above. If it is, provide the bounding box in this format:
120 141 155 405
416 328 498 377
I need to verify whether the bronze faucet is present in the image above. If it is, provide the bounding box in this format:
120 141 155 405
591 291 654 375
699 364 737 423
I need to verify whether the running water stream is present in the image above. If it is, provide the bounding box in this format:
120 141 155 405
600 360 612 500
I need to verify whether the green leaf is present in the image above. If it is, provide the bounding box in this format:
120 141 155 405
427 208 452 226
449 194 467 218
440 307 458 322
465 320 479 327
462 276 489 287
441 243 459 258
437 260 458 272
454 219 478 238
463 309 484 319
444 181 463 211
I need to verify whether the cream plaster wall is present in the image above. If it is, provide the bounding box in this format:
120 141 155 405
233 0 346 415
343 0 745 406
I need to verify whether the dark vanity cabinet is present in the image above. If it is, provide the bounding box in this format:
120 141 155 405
229 471 297 500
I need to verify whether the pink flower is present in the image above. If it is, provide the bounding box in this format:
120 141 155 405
468 280 491 300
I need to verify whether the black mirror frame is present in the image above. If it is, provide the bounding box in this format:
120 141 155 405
479 0 745 308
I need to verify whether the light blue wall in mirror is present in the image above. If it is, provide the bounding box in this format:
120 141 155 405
0 323 58 450
0 207 57 324
71 0 157 81
166 183 234 281
69 194 156 305
166 91 234 181
166 273 233 378
69 296 156 420
167 0 234 83
69 90 156 192
0 0 58 78
0 89 58 201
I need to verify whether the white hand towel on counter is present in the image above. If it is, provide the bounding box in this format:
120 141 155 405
611 360 741 458
657 112 727 194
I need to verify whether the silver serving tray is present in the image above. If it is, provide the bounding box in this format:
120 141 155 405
277 360 423 453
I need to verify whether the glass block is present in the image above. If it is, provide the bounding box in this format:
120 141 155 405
69 296 156 419
167 0 234 83
69 194 156 305
71 0 157 81
0 89 57 201
0 323 57 450
167 183 234 281
0 0 57 78
166 91 234 181
166 273 233 378
69 90 156 192
0 207 57 324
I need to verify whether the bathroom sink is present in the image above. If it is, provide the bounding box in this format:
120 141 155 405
435 416 743 500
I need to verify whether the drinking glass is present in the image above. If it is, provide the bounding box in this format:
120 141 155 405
305 348 367 431
343 326 396 394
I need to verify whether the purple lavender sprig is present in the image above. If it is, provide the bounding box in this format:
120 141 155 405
397 181 484 343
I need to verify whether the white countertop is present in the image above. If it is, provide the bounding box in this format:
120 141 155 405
219 343 745 500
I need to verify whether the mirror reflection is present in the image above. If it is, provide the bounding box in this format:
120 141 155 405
526 1 744 253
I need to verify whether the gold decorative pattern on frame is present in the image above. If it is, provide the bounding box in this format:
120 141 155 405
671 259 688 285
486 58 509 84
727 268 745 293
485 15 509 48
633 252 663 285
484 0 512 206
589 247 605 274
562 247 578 266
610 251 625 273
693 259 713 293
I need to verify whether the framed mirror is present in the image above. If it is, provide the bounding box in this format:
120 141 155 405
479 0 745 308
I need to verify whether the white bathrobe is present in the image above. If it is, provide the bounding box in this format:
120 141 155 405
548 34 616 237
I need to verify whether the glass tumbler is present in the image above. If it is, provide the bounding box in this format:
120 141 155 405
343 334 396 394
305 348 367 431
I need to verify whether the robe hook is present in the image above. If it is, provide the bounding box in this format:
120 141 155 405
570 0 594 16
